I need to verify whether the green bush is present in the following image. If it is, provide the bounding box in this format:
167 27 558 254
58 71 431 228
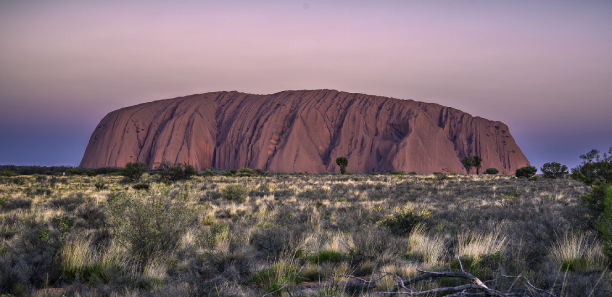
86 170 98 177
515 166 537 178
541 162 568 178
121 162 148 182
94 182 106 190
1 170 15 177
407 171 417 175
433 172 447 180
571 147 612 186
105 186 196 266
157 161 196 182
222 184 248 202
595 184 612 264
223 169 238 177
336 156 348 175
376 208 427 236
388 170 406 175
485 168 499 175
201 168 215 177
65 168 83 175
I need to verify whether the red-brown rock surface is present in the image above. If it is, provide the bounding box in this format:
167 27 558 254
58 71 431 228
80 90 529 174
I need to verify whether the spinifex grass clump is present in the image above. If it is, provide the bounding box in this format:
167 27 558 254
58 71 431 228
549 233 608 272
308 250 344 264
405 224 445 264
375 206 429 236
249 261 301 296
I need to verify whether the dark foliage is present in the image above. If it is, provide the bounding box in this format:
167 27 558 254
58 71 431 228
485 168 499 174
571 147 612 186
2 198 32 211
65 168 84 175
515 166 537 178
541 162 569 178
122 161 149 182
461 156 474 174
156 161 197 182
336 156 348 174
132 183 150 191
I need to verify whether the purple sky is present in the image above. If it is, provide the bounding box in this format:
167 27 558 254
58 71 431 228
1 0 611 171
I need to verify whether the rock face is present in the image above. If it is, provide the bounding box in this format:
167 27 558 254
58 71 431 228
80 90 529 174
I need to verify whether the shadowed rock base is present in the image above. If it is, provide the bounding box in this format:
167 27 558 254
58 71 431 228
80 90 529 174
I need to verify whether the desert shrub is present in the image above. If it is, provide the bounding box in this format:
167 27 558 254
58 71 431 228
595 185 612 264
541 162 569 178
336 156 348 174
201 167 215 177
2 198 32 211
156 161 196 181
94 181 106 190
76 203 106 229
49 194 85 211
222 184 247 202
571 147 612 186
65 168 83 175
132 183 150 191
237 167 258 176
369 172 380 175
223 170 234 177
105 185 197 266
515 166 537 178
86 170 98 177
1 170 15 177
433 172 447 180
407 171 417 175
308 250 344 264
121 161 148 182
485 168 499 175
376 207 428 236
387 171 405 175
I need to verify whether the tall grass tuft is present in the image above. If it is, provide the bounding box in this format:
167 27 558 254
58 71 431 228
549 232 609 272
406 223 445 264
456 231 506 261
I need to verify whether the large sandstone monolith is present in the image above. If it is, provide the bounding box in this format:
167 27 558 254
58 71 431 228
80 90 529 174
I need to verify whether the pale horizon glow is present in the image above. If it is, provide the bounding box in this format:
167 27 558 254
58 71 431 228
1 0 611 170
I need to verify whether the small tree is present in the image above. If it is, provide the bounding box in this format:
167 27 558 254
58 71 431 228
461 156 474 174
472 156 483 175
122 161 148 182
541 162 568 178
336 156 348 175
571 147 612 186
515 166 537 178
